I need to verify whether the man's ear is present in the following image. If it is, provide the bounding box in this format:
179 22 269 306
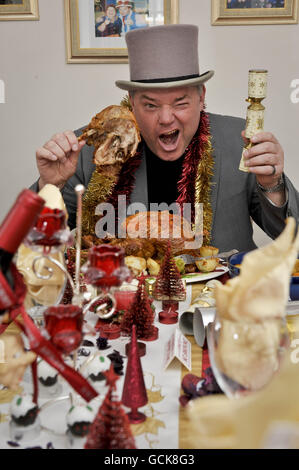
199 85 206 112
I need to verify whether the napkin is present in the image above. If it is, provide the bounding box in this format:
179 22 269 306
213 217 299 390
17 184 69 307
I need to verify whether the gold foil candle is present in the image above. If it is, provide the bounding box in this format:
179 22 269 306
239 69 268 172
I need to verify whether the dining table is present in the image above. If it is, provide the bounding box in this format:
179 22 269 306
0 276 298 451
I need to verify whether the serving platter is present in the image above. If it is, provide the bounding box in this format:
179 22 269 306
181 266 229 284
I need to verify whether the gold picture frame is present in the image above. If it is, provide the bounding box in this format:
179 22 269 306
0 0 39 21
212 0 298 25
64 0 179 64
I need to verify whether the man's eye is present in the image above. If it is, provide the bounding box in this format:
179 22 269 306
145 103 157 109
176 102 188 107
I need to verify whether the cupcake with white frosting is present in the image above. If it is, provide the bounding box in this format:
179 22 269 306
10 394 40 442
81 354 111 383
37 359 62 397
67 404 94 437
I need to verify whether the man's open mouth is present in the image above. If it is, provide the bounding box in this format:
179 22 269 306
159 129 179 146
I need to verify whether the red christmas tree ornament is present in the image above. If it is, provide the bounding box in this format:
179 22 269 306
120 276 158 342
122 325 148 424
84 364 136 449
153 242 186 324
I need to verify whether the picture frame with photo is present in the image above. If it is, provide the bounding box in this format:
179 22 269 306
211 0 298 24
64 0 179 63
0 0 39 21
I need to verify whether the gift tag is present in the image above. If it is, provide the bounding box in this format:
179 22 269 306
163 329 191 371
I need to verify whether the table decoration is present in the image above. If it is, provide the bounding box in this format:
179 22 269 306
122 325 148 425
85 365 136 449
81 244 131 320
44 304 83 355
153 243 186 324
121 275 158 342
9 393 40 444
18 185 74 309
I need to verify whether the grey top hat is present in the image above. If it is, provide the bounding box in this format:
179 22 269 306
115 24 214 91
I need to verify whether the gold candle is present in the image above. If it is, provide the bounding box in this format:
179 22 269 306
239 70 268 172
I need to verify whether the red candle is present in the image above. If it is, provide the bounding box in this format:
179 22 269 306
100 323 121 340
44 305 83 354
114 290 136 312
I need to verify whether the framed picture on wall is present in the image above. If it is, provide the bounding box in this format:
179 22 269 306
64 0 179 63
211 0 298 24
0 0 39 21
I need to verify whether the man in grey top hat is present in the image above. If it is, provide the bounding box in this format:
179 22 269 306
32 24 299 252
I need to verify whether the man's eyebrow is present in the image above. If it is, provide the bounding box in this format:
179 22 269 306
140 94 189 102
174 95 188 102
140 94 158 102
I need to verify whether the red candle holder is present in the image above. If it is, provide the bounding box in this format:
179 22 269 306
25 207 72 252
99 323 121 340
83 245 131 288
44 305 83 354
114 290 136 312
158 300 179 324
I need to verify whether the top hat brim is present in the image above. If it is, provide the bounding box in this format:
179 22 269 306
115 70 214 91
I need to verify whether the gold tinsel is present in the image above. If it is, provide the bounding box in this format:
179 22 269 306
194 133 214 246
82 169 118 236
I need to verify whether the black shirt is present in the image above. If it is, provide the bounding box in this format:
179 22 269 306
145 145 185 207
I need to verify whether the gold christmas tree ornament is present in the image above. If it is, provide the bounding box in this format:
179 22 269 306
239 69 268 173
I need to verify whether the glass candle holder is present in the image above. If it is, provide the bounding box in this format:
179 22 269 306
83 245 131 288
25 207 72 253
44 305 83 355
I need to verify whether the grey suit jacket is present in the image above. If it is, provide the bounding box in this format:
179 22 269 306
31 113 299 252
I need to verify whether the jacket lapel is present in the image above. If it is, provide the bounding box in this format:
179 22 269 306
208 113 221 235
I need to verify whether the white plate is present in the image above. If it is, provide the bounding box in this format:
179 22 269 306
182 266 229 284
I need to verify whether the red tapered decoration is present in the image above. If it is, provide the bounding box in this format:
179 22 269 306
84 364 136 449
122 325 148 424
153 242 186 324
120 276 158 341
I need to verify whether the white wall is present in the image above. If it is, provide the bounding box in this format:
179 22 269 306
0 0 298 246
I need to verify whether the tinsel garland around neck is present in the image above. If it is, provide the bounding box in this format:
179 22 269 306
176 109 214 245
82 98 214 243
